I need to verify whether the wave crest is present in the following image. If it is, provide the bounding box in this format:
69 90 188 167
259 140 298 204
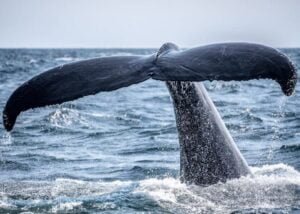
0 164 299 213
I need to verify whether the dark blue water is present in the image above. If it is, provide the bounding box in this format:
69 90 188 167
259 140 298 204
0 48 299 213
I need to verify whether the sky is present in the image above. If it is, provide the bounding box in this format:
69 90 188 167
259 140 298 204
0 0 299 48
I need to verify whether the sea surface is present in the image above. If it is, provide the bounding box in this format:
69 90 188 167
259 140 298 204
0 48 299 213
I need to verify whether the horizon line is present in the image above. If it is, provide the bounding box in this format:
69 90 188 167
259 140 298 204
1 45 300 49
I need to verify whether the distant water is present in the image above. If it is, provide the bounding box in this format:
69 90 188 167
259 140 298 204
0 48 299 213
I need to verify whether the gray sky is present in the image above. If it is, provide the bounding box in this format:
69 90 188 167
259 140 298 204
0 0 299 48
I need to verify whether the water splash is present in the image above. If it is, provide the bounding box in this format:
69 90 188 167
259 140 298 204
0 132 12 145
267 96 288 160
0 164 299 213
48 107 89 128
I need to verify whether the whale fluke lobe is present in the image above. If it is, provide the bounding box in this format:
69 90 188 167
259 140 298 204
3 56 155 131
153 43 297 96
3 42 297 131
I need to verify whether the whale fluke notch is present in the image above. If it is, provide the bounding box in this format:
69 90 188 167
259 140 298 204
156 42 179 58
3 42 297 131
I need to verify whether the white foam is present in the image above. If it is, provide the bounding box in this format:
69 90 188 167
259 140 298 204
49 178 132 198
51 201 82 212
0 164 299 213
134 164 300 213
135 178 218 213
48 108 89 128
0 132 13 145
0 200 15 209
135 178 185 202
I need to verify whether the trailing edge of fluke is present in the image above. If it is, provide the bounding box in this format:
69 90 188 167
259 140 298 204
2 42 297 131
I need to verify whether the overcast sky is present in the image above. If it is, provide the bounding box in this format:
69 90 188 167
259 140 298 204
0 0 299 48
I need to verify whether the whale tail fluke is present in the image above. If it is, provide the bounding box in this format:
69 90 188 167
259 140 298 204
3 43 297 131
3 56 154 131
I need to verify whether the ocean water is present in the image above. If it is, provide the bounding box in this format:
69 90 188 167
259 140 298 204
0 48 299 213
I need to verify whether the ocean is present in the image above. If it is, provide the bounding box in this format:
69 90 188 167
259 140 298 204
0 48 299 213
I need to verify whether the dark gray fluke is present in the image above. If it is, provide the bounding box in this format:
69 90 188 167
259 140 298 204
3 42 297 131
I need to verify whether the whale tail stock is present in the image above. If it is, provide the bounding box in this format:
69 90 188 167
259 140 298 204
3 42 297 131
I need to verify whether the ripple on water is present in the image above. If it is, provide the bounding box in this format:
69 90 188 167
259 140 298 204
280 143 300 151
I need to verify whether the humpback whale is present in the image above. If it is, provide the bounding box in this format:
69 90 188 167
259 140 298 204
2 42 297 185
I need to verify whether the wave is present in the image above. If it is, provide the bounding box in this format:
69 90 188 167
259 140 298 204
280 144 300 152
0 160 30 171
0 163 299 213
54 57 82 62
